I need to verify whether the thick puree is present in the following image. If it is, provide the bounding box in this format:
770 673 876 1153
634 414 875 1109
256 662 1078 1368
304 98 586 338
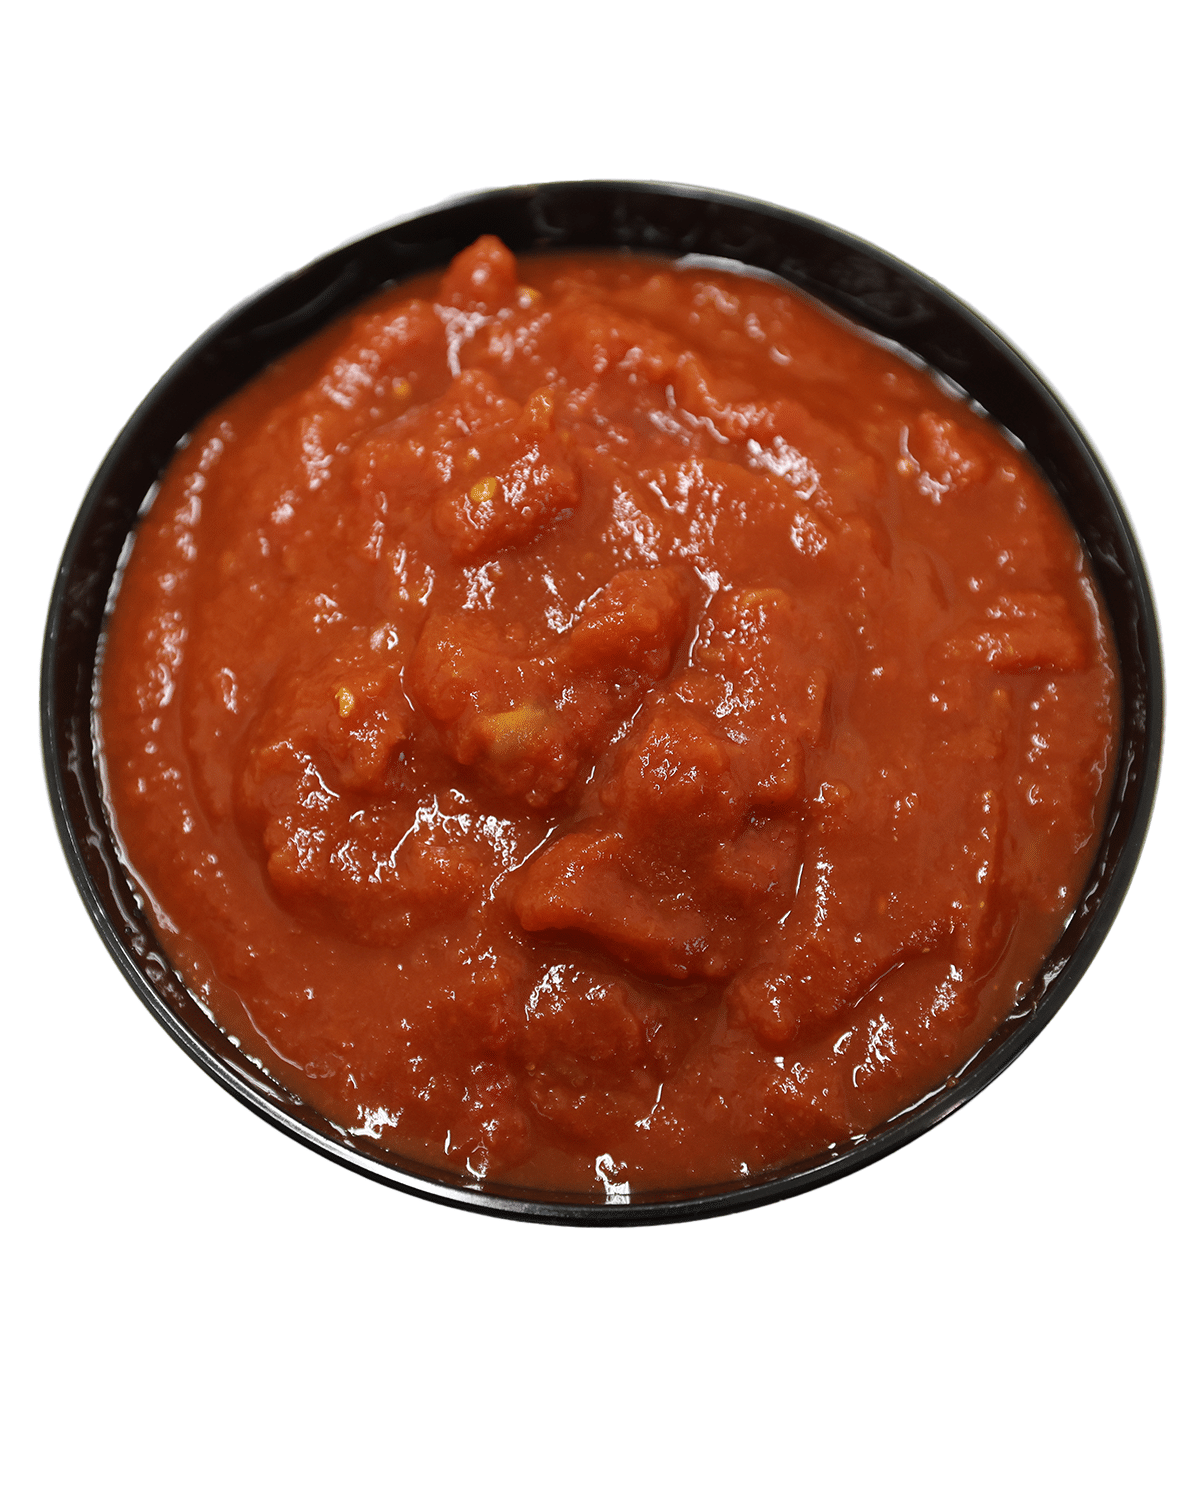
99 237 1117 1196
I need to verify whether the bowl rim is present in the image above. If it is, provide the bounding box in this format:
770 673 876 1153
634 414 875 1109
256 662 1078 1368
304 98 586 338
41 178 1164 1225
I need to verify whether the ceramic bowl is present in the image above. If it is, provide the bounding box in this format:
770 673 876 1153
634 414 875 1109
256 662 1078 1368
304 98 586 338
41 182 1163 1223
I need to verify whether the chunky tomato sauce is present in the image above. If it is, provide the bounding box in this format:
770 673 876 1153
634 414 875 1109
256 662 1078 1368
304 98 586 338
100 237 1117 1196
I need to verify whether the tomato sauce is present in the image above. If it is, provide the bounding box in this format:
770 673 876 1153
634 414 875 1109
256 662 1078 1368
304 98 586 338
99 236 1117 1196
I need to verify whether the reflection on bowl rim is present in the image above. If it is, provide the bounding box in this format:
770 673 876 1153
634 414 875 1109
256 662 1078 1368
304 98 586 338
40 181 1164 1225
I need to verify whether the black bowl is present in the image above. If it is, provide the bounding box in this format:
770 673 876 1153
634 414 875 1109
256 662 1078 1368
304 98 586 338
42 181 1163 1225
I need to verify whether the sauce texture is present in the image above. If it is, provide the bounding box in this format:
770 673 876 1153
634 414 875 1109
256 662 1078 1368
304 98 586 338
100 237 1117 1196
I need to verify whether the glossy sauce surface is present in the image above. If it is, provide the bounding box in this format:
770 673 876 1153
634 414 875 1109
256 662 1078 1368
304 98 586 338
100 238 1117 1195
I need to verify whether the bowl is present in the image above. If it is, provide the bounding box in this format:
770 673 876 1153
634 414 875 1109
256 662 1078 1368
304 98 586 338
41 181 1163 1224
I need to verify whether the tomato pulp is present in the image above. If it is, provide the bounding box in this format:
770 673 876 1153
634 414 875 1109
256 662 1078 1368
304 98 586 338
99 237 1117 1195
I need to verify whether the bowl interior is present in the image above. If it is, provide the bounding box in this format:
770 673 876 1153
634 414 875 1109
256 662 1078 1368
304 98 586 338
42 181 1163 1224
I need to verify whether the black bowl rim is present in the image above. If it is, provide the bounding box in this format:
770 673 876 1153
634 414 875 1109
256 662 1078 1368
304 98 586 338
41 179 1164 1225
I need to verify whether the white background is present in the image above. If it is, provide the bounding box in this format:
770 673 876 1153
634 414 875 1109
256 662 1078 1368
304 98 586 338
4 3 1195 1496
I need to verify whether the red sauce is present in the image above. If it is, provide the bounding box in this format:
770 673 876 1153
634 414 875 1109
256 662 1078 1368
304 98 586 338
99 236 1117 1196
